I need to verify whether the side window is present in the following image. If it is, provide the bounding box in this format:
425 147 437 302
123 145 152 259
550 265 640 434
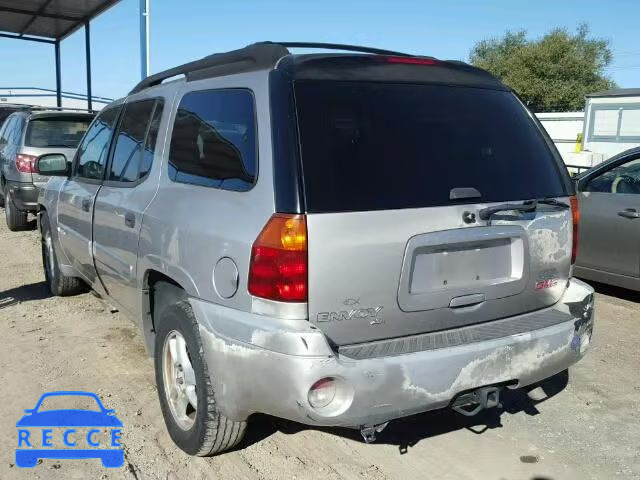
168 89 256 191
11 117 25 145
75 107 119 180
108 99 161 183
585 156 640 194
139 100 164 179
0 117 15 146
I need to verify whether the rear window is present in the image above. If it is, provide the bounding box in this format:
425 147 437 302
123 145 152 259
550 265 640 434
25 116 92 148
294 81 570 213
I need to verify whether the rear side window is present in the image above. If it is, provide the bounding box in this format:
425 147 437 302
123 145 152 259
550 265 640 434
168 89 256 191
25 116 92 148
108 99 163 183
294 81 570 213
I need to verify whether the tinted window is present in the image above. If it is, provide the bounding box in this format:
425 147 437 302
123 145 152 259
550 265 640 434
0 117 15 145
109 100 157 183
10 116 25 145
140 100 164 179
25 116 92 148
168 89 256 191
585 156 640 194
76 107 119 180
294 81 570 213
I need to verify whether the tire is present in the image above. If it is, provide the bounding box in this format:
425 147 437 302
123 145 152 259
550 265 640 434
5 188 29 231
41 214 86 296
154 298 246 456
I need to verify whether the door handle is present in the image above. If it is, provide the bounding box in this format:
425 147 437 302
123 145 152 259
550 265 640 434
81 198 91 212
124 212 136 228
618 208 640 219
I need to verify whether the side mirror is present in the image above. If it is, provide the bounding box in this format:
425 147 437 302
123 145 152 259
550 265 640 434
23 409 34 414
36 153 70 177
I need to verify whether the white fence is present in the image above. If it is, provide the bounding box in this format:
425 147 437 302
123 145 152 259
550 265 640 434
535 112 584 159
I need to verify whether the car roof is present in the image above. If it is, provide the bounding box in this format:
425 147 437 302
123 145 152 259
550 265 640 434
128 41 508 96
28 111 95 119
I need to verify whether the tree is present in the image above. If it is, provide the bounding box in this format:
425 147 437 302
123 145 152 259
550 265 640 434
470 24 616 112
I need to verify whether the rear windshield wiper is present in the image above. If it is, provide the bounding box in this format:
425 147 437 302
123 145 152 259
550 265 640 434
479 198 570 221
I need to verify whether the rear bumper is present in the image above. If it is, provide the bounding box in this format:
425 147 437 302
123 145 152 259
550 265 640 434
6 181 38 212
192 278 594 427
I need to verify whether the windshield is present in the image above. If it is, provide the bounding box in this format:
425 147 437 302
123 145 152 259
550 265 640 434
294 81 571 213
25 116 92 148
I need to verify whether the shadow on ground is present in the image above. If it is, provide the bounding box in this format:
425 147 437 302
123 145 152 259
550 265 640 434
584 279 640 304
0 281 50 310
236 370 569 457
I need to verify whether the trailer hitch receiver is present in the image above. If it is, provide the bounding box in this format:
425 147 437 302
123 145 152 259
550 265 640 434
451 386 502 417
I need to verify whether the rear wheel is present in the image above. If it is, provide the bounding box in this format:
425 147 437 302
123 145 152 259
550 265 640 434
5 189 29 231
41 214 85 296
154 297 246 456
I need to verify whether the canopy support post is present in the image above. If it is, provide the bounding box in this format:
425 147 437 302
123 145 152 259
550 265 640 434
54 40 61 108
85 20 93 111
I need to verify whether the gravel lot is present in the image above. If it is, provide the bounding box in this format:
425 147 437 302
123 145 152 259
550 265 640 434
0 217 638 480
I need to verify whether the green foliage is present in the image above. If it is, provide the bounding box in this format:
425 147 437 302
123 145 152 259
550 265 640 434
470 24 616 112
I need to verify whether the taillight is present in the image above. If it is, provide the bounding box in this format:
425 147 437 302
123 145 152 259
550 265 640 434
570 196 579 264
385 56 439 65
15 153 37 173
248 214 307 302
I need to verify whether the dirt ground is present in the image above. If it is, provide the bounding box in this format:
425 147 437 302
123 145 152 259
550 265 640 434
0 217 638 480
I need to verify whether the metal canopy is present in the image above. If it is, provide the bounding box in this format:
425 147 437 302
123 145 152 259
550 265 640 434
0 0 121 111
0 0 120 40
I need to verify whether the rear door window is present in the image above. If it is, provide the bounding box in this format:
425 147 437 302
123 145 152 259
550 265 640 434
139 100 164 179
75 108 120 181
108 99 161 183
294 81 570 213
25 116 92 148
168 89 256 191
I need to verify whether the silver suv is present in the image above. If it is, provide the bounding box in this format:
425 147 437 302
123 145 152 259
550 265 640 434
0 110 94 230
36 42 595 456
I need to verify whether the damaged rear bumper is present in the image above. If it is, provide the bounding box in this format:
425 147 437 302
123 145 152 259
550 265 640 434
191 278 594 427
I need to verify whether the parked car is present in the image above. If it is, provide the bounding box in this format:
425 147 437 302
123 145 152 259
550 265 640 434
36 42 595 456
574 146 640 290
0 110 94 230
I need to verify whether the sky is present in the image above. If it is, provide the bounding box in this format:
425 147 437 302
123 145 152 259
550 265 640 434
1 0 639 100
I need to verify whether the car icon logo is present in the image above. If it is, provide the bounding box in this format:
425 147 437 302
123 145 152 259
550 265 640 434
15 391 124 468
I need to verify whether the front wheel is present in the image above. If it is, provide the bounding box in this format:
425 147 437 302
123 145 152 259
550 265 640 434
154 299 246 456
41 214 85 296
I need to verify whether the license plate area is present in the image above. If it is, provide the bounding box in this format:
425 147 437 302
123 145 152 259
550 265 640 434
398 226 529 312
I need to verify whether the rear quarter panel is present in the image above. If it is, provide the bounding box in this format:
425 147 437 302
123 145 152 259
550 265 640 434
137 71 277 312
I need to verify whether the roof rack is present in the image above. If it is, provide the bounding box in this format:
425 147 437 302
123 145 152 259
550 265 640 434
264 41 410 57
129 41 413 94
